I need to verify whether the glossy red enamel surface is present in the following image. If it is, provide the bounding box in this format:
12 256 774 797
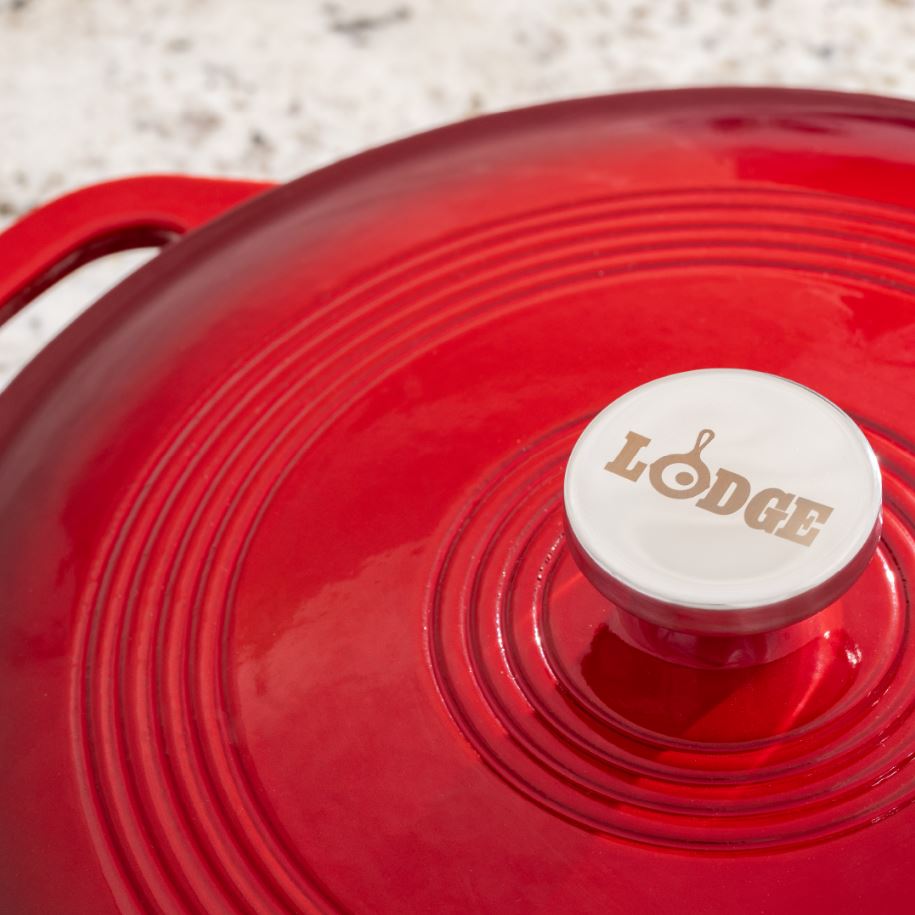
2 89 915 913
0 175 273 324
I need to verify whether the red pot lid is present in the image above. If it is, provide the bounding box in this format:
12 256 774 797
2 88 915 913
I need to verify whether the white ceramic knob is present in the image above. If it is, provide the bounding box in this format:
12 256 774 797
564 369 882 635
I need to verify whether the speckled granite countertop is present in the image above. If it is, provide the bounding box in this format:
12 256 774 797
2 0 915 385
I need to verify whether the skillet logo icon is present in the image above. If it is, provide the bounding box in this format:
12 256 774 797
604 428 834 546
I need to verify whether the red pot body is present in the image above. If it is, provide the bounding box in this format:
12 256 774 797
1 89 915 913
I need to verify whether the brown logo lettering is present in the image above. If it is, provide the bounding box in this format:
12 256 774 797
604 428 834 546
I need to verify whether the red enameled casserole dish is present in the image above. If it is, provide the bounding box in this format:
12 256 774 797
1 88 915 913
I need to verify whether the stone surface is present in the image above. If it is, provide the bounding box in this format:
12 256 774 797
2 0 915 386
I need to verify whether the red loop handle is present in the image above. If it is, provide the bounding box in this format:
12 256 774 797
0 175 274 327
